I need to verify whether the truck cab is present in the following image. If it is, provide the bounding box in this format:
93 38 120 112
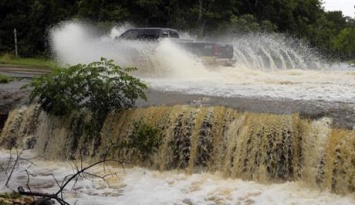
119 28 179 41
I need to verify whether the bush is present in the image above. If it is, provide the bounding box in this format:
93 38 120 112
23 58 147 116
121 121 162 160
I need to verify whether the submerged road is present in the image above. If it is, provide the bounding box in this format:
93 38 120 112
0 66 354 129
136 90 355 129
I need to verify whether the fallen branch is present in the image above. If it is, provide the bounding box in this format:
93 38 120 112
5 149 24 187
18 186 65 205
3 148 42 188
18 157 124 205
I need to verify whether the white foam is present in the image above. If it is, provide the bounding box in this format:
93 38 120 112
1 150 354 205
145 67 355 104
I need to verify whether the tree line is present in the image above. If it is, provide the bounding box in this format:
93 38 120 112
0 0 354 60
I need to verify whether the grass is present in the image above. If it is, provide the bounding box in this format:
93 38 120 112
0 53 59 70
0 74 13 83
0 192 33 205
0 193 22 200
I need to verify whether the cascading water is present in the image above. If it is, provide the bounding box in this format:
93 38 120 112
1 105 355 195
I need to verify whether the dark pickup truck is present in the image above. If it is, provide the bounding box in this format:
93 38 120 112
118 27 235 66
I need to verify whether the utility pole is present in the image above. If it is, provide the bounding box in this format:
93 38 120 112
14 28 18 58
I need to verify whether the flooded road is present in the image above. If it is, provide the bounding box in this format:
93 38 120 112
0 67 354 129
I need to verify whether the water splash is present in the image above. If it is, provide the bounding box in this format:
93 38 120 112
48 21 355 105
230 33 324 70
47 21 355 106
49 21 326 72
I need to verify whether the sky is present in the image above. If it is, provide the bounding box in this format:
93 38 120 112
322 0 355 18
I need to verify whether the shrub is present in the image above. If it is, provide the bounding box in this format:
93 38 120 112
23 58 147 116
121 121 162 160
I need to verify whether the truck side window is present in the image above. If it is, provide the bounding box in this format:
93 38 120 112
169 30 179 38
161 31 169 38
119 30 138 39
137 29 160 40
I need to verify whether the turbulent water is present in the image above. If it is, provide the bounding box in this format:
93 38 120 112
0 150 355 205
1 149 354 205
50 21 355 104
0 21 354 204
1 105 355 198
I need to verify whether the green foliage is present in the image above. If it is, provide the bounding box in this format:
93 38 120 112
0 53 14 64
0 74 13 84
331 28 355 59
0 54 59 69
0 192 27 205
0 192 23 205
0 193 22 199
230 14 277 34
24 58 147 116
121 121 162 160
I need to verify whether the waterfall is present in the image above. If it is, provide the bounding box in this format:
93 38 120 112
1 105 354 194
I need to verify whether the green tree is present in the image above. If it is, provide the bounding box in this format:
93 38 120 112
230 14 277 34
331 28 355 59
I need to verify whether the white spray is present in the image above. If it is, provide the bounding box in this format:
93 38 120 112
49 21 355 104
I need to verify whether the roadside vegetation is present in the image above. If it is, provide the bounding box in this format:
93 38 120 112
0 53 58 70
0 74 13 84
23 57 147 116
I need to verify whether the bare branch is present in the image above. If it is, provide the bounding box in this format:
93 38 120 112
24 169 36 203
5 149 22 187
51 173 61 188
55 159 123 196
18 186 69 205
13 144 125 204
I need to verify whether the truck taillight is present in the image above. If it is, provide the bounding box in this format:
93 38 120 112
213 45 219 56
